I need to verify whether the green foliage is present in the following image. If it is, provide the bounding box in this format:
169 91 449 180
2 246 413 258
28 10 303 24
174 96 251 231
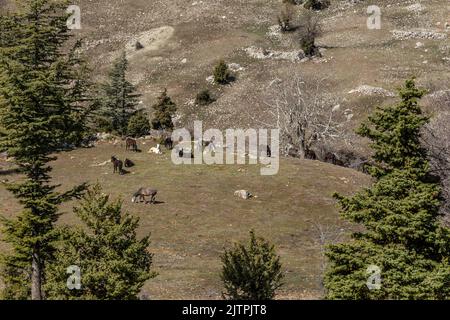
127 111 151 138
220 230 284 300
44 184 156 300
151 89 177 131
214 60 230 85
0 0 89 299
324 79 450 300
101 52 140 136
195 89 214 106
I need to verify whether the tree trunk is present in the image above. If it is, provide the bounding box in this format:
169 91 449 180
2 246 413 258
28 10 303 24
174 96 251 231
31 249 42 300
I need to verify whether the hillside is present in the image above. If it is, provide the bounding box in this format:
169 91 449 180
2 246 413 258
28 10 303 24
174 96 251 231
0 0 449 300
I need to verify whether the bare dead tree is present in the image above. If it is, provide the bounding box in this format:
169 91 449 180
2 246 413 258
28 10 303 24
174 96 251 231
263 75 347 159
310 220 345 296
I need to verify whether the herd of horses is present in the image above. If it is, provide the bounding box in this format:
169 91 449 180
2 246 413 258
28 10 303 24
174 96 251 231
111 137 173 204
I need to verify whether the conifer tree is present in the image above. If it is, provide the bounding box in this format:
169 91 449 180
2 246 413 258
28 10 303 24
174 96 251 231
221 230 284 300
151 88 177 131
324 79 450 299
102 52 140 136
44 185 155 300
0 0 89 299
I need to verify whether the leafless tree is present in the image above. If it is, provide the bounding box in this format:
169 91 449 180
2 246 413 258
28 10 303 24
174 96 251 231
297 9 322 56
310 220 345 296
262 75 347 159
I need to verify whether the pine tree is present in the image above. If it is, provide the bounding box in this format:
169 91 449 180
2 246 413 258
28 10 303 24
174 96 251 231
127 110 151 138
151 88 177 131
102 52 140 136
324 79 450 299
44 185 156 300
213 60 230 85
0 0 88 299
220 230 284 300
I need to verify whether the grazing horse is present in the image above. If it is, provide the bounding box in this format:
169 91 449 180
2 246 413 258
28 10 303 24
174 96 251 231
131 187 157 204
125 137 138 152
124 158 134 168
164 137 173 150
111 156 123 174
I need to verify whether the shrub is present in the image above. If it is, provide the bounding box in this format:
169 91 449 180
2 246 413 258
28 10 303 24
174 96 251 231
297 10 322 57
278 3 295 32
195 89 214 105
213 60 230 85
221 230 284 300
127 111 151 137
304 0 330 10
135 41 144 50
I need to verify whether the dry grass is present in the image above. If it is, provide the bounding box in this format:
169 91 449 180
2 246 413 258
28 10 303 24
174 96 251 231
0 141 370 299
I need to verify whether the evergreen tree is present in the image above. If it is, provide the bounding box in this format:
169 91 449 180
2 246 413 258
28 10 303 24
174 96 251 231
324 79 450 299
102 52 140 136
221 230 284 300
213 60 230 85
44 185 156 300
127 110 151 138
151 88 177 131
0 0 88 299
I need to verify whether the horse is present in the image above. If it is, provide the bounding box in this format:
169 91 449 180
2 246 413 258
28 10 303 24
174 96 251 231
148 144 162 154
131 187 158 204
164 137 173 150
111 156 123 174
125 137 138 152
124 158 134 168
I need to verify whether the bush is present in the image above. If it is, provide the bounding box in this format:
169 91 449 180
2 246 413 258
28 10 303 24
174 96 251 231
195 89 214 105
304 0 330 10
213 60 230 85
221 230 284 300
127 111 151 137
151 89 177 131
297 10 322 57
94 116 114 133
278 3 295 32
135 41 144 50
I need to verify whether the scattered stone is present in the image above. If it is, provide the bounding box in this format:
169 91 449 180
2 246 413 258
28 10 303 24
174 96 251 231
181 58 187 64
392 29 447 40
415 41 424 48
348 85 395 97
227 63 245 72
244 46 306 62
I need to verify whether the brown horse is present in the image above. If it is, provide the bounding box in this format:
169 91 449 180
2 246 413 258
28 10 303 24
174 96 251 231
125 137 138 152
111 156 123 174
131 187 157 204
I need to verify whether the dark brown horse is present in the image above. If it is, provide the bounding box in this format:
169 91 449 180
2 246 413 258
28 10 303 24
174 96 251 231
131 187 157 204
125 137 138 152
111 156 123 174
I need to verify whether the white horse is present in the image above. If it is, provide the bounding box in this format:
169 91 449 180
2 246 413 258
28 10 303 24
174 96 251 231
148 144 162 154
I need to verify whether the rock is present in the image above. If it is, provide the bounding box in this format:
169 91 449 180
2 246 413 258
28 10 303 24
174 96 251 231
392 29 447 40
348 85 395 97
234 190 252 200
181 58 187 64
244 46 306 63
415 41 424 48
